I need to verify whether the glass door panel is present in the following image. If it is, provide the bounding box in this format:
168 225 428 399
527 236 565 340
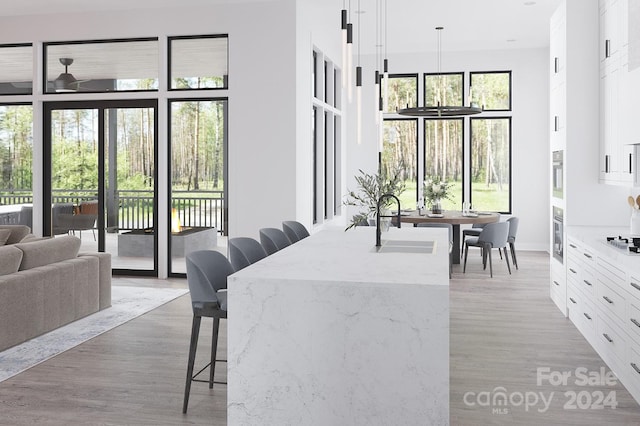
169 99 226 275
46 101 157 275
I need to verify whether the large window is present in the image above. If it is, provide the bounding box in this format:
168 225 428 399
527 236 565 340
44 38 159 93
424 72 463 106
383 74 417 113
424 118 463 211
383 69 512 214
169 35 228 90
382 119 417 208
470 117 511 212
312 48 341 225
0 104 33 226
0 44 33 95
470 71 511 111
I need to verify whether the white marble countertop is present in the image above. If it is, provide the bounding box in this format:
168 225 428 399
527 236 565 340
566 225 640 275
230 225 449 286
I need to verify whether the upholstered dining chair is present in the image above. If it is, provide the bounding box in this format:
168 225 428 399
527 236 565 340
183 250 233 413
461 213 500 256
259 227 291 255
228 237 267 272
506 217 520 270
282 220 310 243
417 222 453 278
463 221 511 278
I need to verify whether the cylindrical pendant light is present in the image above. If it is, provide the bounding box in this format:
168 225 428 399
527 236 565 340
341 8 347 88
356 66 362 145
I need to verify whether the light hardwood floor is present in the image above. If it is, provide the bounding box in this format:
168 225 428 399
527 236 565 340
1 252 639 425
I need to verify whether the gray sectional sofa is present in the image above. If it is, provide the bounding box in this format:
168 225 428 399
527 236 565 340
0 227 111 352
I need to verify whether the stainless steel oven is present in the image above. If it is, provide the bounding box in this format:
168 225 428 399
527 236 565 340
552 150 563 199
553 206 563 263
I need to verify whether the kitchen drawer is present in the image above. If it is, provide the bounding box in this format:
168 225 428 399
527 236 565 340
597 278 627 322
628 344 640 388
566 255 580 283
551 277 567 316
596 313 627 371
575 297 597 342
629 275 640 302
567 283 584 328
597 255 626 283
579 262 597 298
580 245 597 268
628 300 640 345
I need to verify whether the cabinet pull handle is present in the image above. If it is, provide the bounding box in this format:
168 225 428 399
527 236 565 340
583 280 592 287
602 296 614 304
603 333 613 343
605 39 611 58
632 363 640 374
584 313 592 320
569 268 577 274
630 153 633 174
631 282 640 292
554 115 559 132
569 297 577 304
605 155 610 173
583 253 592 259
553 280 560 287
569 244 577 249
631 318 640 328
554 57 559 73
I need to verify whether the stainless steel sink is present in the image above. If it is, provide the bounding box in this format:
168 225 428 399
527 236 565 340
373 240 436 254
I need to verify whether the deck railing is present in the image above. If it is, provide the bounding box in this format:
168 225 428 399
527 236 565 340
0 189 226 233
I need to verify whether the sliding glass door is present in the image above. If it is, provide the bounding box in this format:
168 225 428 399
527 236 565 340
44 100 158 275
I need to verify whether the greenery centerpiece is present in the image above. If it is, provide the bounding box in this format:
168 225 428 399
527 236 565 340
423 176 453 214
343 166 406 230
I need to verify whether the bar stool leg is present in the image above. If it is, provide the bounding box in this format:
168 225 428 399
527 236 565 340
210 318 220 388
183 314 202 414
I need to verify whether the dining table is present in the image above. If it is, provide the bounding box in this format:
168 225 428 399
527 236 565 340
399 210 500 264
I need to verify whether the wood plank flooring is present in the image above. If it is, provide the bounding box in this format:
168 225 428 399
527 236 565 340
0 252 639 425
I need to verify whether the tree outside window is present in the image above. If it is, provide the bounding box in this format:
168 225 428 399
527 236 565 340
470 117 511 213
424 72 463 107
383 74 417 113
470 71 511 111
424 118 463 211
382 119 417 208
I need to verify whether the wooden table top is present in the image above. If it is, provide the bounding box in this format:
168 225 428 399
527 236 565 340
399 210 500 225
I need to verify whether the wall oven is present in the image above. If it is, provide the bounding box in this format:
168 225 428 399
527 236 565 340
552 150 563 199
553 206 563 263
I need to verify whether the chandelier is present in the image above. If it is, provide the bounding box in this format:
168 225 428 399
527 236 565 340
398 27 482 117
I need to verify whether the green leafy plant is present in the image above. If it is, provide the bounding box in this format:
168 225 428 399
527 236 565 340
343 166 406 230
423 175 454 206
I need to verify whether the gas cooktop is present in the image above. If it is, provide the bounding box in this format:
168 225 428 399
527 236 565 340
606 235 640 253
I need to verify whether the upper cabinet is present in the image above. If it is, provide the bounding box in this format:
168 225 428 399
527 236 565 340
600 0 639 185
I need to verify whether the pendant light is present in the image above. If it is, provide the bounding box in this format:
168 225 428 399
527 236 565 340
398 27 482 117
382 0 389 112
356 0 362 144
341 4 348 88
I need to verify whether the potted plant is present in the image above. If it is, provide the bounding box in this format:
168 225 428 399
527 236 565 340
423 175 453 214
343 165 406 230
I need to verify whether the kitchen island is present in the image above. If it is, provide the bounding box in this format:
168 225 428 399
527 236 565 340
227 226 450 425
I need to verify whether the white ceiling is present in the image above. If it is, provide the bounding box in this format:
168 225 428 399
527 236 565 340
0 0 562 55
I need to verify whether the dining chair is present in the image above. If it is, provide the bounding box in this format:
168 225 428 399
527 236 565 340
183 250 233 413
461 214 500 256
259 227 291 255
463 221 511 278
228 237 267 272
416 222 453 278
282 220 310 243
506 217 519 270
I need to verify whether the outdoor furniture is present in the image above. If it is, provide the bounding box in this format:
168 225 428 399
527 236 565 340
183 250 233 413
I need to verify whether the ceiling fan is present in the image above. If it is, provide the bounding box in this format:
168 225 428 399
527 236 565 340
54 57 86 92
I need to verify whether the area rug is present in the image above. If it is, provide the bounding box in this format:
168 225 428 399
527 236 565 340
0 285 189 383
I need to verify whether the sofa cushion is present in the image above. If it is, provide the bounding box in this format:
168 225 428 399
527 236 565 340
0 229 11 245
0 245 23 275
0 225 31 244
15 235 81 271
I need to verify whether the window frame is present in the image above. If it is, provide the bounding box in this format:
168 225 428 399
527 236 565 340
383 73 418 113
469 70 512 112
168 34 229 91
423 72 465 107
469 116 512 214
0 43 34 96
